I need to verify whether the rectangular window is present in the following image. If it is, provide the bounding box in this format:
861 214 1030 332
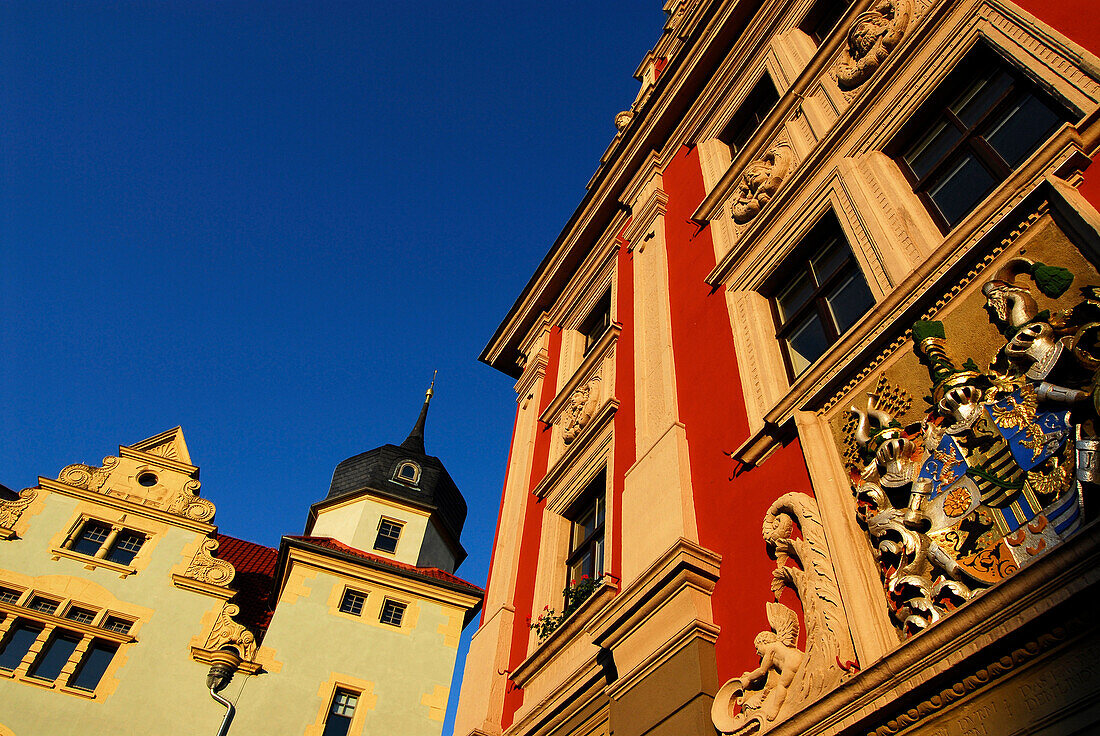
321 688 359 736
69 640 118 692
580 289 612 356
71 521 111 557
65 607 97 625
27 597 59 616
339 589 366 617
0 587 22 605
769 213 874 378
567 472 606 587
27 632 80 681
101 616 133 635
379 599 407 627
894 45 1073 230
720 74 780 158
373 519 403 555
800 0 854 44
0 622 43 671
105 531 145 565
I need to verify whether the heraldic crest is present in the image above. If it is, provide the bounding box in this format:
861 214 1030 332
850 257 1097 636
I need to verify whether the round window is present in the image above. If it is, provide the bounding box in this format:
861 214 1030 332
137 472 158 487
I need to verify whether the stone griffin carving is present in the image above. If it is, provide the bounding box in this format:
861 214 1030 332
0 489 37 537
203 602 257 661
835 0 912 91
561 379 601 445
849 258 1094 636
184 537 236 587
731 144 791 224
713 493 856 735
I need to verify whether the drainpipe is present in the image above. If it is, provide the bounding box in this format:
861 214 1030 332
206 647 242 736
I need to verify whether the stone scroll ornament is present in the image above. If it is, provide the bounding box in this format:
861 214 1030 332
561 379 601 445
835 0 912 91
712 493 857 736
731 144 792 225
849 258 1095 637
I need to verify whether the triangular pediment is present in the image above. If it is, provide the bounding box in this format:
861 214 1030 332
128 427 193 466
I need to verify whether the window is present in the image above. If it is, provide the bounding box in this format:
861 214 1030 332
71 521 111 557
0 623 42 670
0 587 22 605
800 0 854 44
579 289 612 356
64 607 97 625
720 74 780 158
137 472 158 487
101 616 133 635
567 473 606 587
69 640 118 692
106 531 145 566
769 214 875 378
373 519 403 555
322 689 359 736
379 599 407 627
894 46 1073 230
393 461 420 485
28 632 80 681
27 597 59 615
339 589 366 617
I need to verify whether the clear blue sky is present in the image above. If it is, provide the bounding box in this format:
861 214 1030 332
0 1 666 732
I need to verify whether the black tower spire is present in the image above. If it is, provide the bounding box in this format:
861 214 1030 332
400 372 436 454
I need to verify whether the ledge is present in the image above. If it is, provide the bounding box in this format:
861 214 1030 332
39 477 216 535
538 324 621 425
190 646 264 676
50 548 137 579
532 399 618 502
171 574 236 600
511 581 618 689
0 600 136 645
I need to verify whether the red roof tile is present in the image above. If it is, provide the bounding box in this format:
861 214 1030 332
216 534 278 634
285 536 483 596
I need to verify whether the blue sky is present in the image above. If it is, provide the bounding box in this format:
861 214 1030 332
0 1 666 731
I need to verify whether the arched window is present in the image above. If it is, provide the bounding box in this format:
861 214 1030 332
393 461 420 486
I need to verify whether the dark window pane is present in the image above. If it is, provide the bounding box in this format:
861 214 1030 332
73 521 110 557
101 616 132 634
927 154 999 226
106 532 144 565
785 313 831 376
339 590 365 616
904 118 963 180
28 597 59 615
951 70 1013 127
70 640 117 691
775 271 815 321
0 623 42 670
984 93 1064 168
380 600 406 627
803 0 853 44
826 272 876 334
65 608 97 625
28 633 79 681
721 75 780 156
810 236 847 283
373 520 402 554
0 588 21 605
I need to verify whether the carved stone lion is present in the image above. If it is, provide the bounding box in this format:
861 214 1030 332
835 0 912 91
730 145 792 224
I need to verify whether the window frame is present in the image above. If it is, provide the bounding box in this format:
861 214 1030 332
338 588 367 617
719 73 781 159
766 213 875 381
379 598 407 627
321 688 360 736
564 471 606 596
891 44 1074 232
579 288 612 357
372 518 404 555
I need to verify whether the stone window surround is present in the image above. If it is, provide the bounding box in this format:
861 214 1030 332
338 587 368 617
716 2 1100 464
391 461 421 487
551 239 619 399
0 590 135 699
378 597 408 628
51 515 153 578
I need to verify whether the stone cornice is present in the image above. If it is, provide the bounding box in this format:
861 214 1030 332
37 477 216 535
538 325 621 424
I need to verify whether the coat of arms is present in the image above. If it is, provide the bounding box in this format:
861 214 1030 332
850 257 1096 635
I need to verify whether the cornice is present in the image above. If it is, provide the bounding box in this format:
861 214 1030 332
37 477 216 535
538 326 621 424
0 600 135 645
118 446 197 477
533 401 618 504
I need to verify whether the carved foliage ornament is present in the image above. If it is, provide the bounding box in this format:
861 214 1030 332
184 537 236 587
835 0 912 91
204 602 257 661
0 489 37 534
730 144 792 225
561 378 601 445
713 493 856 735
848 258 1092 636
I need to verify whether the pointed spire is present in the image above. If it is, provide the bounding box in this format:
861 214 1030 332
400 372 436 454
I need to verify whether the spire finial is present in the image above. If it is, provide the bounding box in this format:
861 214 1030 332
401 372 437 454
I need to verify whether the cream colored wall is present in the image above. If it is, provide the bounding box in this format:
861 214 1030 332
233 562 463 736
0 489 234 736
312 496 445 569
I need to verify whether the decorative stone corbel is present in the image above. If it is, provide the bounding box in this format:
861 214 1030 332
191 601 262 676
184 537 236 587
0 489 37 540
167 479 216 522
835 0 912 91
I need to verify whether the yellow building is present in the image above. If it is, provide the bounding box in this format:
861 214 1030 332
0 391 482 735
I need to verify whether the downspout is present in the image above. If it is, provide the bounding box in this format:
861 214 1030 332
206 647 243 736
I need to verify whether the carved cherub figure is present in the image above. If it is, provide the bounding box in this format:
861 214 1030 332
739 603 804 722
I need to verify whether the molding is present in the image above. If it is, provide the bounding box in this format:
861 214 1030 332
171 574 236 601
539 326 621 424
117 446 197 477
39 477 216 535
49 548 138 578
0 600 135 646
533 401 618 503
605 619 720 700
